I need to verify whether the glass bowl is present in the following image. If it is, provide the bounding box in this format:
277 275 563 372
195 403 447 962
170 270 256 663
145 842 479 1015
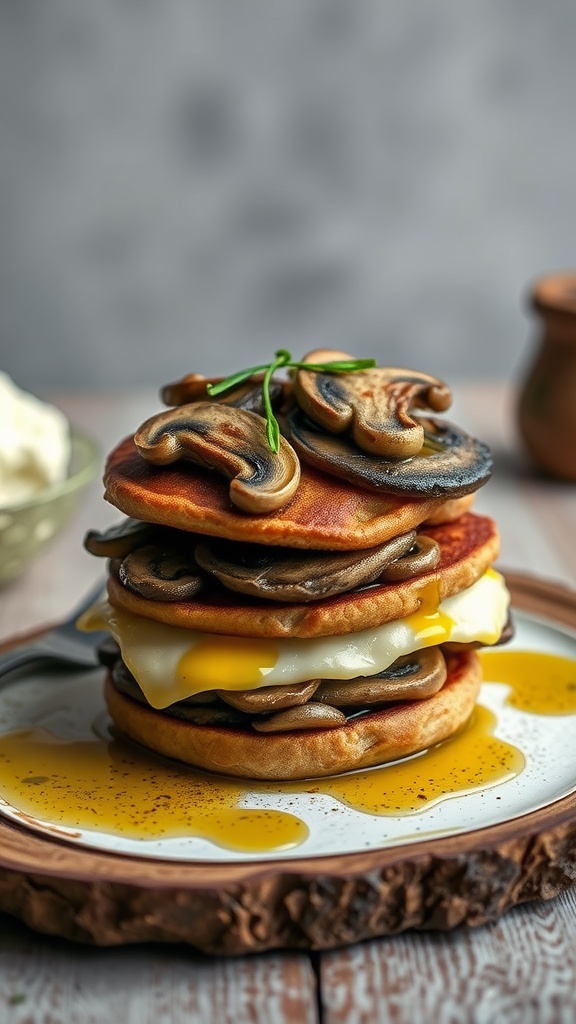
0 428 101 584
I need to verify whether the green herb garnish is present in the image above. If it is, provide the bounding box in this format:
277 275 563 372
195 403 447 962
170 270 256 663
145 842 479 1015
207 349 376 453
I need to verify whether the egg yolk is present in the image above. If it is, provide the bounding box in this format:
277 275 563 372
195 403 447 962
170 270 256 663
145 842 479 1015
404 580 454 644
177 637 278 690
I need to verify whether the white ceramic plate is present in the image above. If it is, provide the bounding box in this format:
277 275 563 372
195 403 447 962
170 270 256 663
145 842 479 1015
0 608 575 863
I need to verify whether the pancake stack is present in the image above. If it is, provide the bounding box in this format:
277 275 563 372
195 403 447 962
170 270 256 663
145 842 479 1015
83 350 510 780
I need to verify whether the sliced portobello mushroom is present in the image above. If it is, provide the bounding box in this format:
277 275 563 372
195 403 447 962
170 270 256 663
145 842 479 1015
161 373 288 414
381 535 440 581
217 679 319 712
287 409 492 498
195 531 416 603
84 518 155 558
116 543 205 602
134 402 301 514
294 349 452 458
252 702 346 732
314 649 448 707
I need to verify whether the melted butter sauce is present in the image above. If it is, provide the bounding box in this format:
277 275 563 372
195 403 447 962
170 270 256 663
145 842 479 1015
287 704 524 813
0 728 307 853
0 648 574 854
479 649 576 714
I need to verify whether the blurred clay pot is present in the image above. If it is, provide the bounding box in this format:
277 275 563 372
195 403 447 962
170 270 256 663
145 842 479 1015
518 271 576 481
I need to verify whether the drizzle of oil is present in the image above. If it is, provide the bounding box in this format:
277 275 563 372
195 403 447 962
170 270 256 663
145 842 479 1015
0 729 306 853
281 704 524 813
479 649 576 715
0 700 524 849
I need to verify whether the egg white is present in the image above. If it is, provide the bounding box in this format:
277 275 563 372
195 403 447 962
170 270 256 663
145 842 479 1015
80 570 510 710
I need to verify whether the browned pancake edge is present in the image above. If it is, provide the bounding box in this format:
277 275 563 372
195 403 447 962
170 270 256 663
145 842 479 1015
104 435 474 550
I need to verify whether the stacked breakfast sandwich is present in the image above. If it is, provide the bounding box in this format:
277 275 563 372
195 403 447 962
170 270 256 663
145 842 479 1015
82 349 510 780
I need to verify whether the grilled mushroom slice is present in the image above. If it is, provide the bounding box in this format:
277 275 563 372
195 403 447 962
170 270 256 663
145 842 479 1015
195 531 416 602
84 518 155 558
161 373 288 414
117 543 204 601
380 535 440 581
294 349 452 458
288 409 492 498
252 702 346 732
134 402 301 514
314 649 448 707
217 679 319 712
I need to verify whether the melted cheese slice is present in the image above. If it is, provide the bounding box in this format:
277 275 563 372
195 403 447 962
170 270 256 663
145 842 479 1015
80 570 509 709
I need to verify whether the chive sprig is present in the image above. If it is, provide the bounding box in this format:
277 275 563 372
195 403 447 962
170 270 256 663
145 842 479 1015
207 349 376 453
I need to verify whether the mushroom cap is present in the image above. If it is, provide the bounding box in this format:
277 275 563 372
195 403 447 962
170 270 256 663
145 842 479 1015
217 679 319 713
194 531 416 603
288 409 492 498
380 535 440 581
294 348 452 457
115 542 204 602
84 518 155 559
251 702 347 732
314 648 447 706
134 402 301 515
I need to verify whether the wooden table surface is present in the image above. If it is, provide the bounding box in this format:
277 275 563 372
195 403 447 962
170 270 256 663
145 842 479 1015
1 383 576 1024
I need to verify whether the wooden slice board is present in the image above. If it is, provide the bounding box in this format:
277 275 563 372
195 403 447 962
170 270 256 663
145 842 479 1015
1 571 576 955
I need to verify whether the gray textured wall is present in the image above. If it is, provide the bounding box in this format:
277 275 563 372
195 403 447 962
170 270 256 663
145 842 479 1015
1 0 575 393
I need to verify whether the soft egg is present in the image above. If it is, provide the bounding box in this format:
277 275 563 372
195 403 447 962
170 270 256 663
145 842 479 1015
80 570 510 709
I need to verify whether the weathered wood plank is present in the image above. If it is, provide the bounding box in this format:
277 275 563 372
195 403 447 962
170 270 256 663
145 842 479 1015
319 890 576 1024
0 914 318 1024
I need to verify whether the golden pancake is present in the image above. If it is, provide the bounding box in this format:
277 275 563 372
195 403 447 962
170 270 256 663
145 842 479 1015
104 648 481 780
106 512 500 639
104 435 474 551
